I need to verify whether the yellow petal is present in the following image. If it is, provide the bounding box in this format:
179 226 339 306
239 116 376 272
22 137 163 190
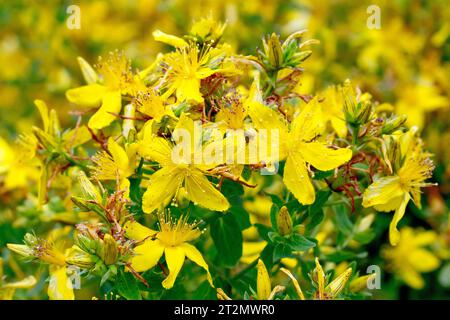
62 125 91 148
152 30 188 48
290 97 324 142
119 178 131 198
408 249 440 272
256 259 271 300
48 266 74 300
362 176 404 209
130 239 164 273
411 230 438 246
330 116 347 139
77 56 99 84
373 195 403 212
139 135 174 167
314 258 326 300
181 243 214 287
88 90 122 129
401 268 425 289
142 166 184 213
185 169 230 211
248 100 288 134
34 100 49 132
107 138 129 172
176 78 203 103
389 193 411 246
66 84 108 107
124 221 157 241
162 246 186 289
299 141 352 171
283 153 315 205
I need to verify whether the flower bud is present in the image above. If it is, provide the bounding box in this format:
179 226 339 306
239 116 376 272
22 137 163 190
263 33 283 69
382 114 407 134
256 259 271 300
349 273 376 293
6 244 34 259
277 206 293 236
65 245 97 269
75 234 97 254
99 234 119 266
342 80 373 126
326 267 352 298
216 288 232 300
77 171 102 203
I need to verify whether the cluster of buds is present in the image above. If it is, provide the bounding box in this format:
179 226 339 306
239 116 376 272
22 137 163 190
67 224 134 282
342 80 408 144
257 31 318 72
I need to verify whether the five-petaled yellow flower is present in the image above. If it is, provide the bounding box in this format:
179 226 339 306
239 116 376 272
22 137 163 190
382 227 440 289
139 113 229 213
159 43 235 103
248 95 352 204
124 214 213 289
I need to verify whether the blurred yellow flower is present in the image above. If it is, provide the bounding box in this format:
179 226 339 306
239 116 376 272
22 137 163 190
383 227 440 289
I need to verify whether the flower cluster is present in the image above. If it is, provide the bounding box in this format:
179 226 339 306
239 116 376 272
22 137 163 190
0 15 447 300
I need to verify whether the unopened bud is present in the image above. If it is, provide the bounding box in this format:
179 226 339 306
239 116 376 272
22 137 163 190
277 206 293 236
66 245 97 269
264 33 283 69
256 259 271 300
326 268 353 298
382 114 407 134
216 288 232 300
99 234 118 265
349 273 376 293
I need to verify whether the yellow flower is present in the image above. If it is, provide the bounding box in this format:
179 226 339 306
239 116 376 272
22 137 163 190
362 129 434 245
395 83 448 129
7 231 74 300
159 44 234 103
382 227 440 289
132 89 174 122
139 114 229 213
91 137 138 196
66 53 143 129
248 95 352 204
0 136 39 191
124 214 213 289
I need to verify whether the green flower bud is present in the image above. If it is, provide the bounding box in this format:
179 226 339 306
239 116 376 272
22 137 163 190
382 114 407 134
66 245 97 269
264 33 283 69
